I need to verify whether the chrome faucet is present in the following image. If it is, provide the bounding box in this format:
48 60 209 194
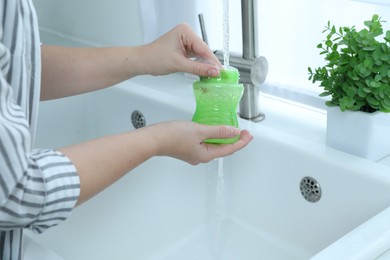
199 0 268 121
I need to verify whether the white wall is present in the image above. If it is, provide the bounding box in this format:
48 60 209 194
32 0 143 46
32 0 390 90
256 0 390 89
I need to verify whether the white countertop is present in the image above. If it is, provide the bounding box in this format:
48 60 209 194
130 73 390 167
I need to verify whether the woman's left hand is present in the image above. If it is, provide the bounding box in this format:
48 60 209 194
140 23 222 77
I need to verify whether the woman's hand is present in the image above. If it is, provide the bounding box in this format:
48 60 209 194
61 121 252 205
144 121 253 165
41 24 221 100
140 23 222 77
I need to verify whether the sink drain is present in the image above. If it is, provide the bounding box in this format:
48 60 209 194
300 176 321 203
131 110 146 129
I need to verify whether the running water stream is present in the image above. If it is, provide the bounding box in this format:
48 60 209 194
213 0 230 258
212 158 226 259
222 0 230 68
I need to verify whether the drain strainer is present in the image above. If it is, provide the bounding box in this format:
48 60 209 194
300 176 321 203
131 110 146 129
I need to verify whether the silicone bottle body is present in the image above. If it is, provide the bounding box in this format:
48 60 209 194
192 67 244 144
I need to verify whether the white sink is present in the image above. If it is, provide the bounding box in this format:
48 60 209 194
28 74 390 259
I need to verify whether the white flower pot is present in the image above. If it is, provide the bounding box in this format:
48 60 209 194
326 106 390 161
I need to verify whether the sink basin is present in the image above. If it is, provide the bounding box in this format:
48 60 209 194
28 74 390 259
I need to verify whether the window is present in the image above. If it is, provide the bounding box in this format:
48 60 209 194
204 0 389 108
352 0 390 6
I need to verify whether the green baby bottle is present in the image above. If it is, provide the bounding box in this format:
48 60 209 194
192 66 244 144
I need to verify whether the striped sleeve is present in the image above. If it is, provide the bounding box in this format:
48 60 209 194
0 72 80 233
1 1 81 258
0 1 80 237
29 149 80 233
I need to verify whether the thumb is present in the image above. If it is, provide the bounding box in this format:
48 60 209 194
181 58 220 77
202 125 241 140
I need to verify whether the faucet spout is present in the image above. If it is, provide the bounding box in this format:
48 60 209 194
198 0 268 121
239 0 266 121
242 0 257 60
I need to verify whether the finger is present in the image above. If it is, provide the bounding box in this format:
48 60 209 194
232 130 253 150
196 49 222 70
200 125 242 140
205 130 253 158
191 43 222 69
179 24 222 72
180 58 220 77
223 130 253 152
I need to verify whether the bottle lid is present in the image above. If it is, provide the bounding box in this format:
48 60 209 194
199 66 240 84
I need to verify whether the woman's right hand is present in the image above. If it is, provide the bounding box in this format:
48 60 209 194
61 121 252 205
144 121 253 165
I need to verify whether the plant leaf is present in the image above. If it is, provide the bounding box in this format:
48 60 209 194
363 46 376 51
367 95 380 106
308 15 389 113
319 91 331 97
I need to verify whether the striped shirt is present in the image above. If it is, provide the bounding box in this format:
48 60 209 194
0 1 80 259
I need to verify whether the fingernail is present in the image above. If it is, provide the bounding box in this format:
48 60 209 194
207 67 220 77
229 127 241 136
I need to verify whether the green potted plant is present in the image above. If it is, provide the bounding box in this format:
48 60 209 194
308 14 390 161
